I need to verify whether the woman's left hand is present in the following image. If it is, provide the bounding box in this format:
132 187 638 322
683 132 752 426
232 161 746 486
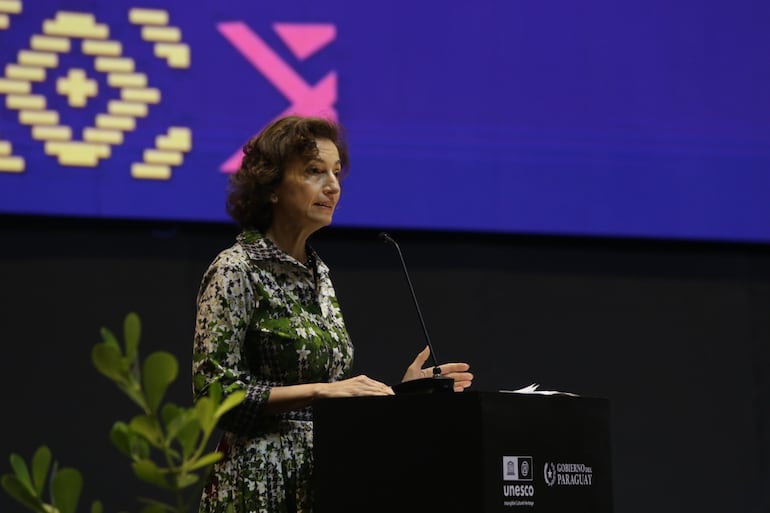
401 345 474 392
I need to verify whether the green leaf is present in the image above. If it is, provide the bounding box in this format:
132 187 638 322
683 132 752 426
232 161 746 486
123 312 141 361
164 407 197 442
160 403 181 430
129 415 164 448
208 381 222 405
91 500 103 513
116 381 150 413
176 418 201 458
51 468 82 513
194 397 216 434
139 502 172 513
99 327 121 351
132 460 170 490
187 451 223 471
31 446 51 496
129 433 151 461
91 344 124 382
110 422 131 457
142 352 178 414
175 472 198 489
1 475 45 513
9 453 34 495
214 391 246 420
110 422 150 461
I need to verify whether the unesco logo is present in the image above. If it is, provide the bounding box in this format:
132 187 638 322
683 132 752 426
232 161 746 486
502 456 533 482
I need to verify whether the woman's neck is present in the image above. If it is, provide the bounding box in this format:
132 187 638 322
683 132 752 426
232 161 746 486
264 225 311 263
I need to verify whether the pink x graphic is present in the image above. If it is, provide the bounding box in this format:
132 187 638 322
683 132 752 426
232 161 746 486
217 22 338 172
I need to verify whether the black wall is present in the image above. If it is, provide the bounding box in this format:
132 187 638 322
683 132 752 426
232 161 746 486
1 216 768 513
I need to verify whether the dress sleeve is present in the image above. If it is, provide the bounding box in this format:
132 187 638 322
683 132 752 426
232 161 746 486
191 257 272 434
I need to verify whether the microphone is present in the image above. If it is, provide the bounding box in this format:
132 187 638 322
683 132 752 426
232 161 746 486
379 232 454 394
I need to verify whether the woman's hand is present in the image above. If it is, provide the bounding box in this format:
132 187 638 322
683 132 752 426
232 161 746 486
317 375 395 398
401 346 474 392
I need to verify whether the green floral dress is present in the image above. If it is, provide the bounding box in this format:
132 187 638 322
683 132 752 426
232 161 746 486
193 230 353 513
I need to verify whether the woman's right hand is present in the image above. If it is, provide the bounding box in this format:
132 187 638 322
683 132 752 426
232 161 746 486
317 375 395 398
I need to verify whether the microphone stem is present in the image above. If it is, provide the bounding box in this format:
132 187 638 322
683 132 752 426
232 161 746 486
384 236 440 369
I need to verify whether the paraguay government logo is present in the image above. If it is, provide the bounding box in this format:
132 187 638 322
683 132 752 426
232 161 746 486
544 461 593 486
544 462 556 486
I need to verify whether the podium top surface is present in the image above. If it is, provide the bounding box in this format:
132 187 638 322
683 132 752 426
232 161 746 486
313 389 610 411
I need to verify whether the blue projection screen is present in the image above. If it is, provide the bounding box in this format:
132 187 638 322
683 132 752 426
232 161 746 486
1 0 769 242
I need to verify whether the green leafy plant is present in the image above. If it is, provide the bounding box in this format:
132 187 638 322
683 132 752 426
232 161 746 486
1 313 244 513
0 445 98 513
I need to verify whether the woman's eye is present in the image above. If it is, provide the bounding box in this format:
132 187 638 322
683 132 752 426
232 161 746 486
306 166 340 178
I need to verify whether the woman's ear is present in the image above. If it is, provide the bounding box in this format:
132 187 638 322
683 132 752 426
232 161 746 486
270 193 278 204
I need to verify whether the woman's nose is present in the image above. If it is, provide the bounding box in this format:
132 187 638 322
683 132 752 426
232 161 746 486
324 174 341 194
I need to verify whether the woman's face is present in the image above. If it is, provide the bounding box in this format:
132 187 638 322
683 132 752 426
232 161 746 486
271 138 342 234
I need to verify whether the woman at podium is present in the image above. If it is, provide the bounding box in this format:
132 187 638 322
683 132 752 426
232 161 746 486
191 115 473 513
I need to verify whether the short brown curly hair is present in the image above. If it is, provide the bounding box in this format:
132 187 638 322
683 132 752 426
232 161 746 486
226 116 349 231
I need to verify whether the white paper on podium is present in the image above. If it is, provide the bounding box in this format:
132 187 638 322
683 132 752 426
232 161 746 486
499 383 580 397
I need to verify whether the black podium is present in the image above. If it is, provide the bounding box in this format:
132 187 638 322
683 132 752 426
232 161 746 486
313 391 612 513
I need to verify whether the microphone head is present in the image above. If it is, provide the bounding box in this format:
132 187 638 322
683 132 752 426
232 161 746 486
378 232 394 244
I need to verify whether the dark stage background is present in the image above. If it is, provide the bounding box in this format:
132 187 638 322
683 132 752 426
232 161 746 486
0 216 768 513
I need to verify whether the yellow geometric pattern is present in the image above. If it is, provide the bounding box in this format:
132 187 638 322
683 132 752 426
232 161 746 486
0 6 193 180
0 139 24 172
129 8 190 69
30 35 70 52
0 0 22 32
131 127 191 180
43 11 108 39
56 68 98 107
